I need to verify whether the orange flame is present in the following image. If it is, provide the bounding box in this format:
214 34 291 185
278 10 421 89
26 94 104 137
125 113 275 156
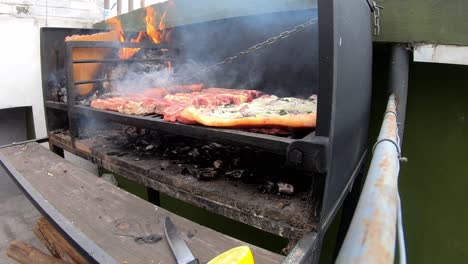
105 3 172 60
145 6 162 43
106 17 141 60
145 5 172 44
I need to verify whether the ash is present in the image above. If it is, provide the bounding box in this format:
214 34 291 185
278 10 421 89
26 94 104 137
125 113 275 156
103 125 313 196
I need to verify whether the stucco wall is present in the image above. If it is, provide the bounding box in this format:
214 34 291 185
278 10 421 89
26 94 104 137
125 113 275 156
0 0 103 138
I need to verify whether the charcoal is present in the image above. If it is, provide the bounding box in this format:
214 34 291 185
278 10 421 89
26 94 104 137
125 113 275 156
258 181 278 194
213 160 223 170
145 144 155 151
195 168 218 181
225 169 245 179
278 182 295 195
230 158 241 168
96 125 310 197
188 148 200 158
210 142 223 148
181 167 191 175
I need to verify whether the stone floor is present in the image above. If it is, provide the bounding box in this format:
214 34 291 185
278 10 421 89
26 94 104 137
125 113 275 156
0 165 46 263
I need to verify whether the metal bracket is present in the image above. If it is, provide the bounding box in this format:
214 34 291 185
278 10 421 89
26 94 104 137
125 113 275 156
286 136 329 173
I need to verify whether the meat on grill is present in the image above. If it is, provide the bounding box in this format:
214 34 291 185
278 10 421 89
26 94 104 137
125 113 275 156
89 86 317 131
91 87 262 122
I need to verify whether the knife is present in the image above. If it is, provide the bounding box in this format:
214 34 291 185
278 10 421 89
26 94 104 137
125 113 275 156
164 217 199 264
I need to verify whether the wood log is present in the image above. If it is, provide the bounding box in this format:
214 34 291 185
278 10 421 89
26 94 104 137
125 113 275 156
33 217 89 264
6 240 68 264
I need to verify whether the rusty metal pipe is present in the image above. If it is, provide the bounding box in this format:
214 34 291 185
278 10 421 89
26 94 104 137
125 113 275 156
336 94 400 264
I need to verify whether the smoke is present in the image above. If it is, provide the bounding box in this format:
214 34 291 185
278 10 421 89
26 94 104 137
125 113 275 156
107 7 318 98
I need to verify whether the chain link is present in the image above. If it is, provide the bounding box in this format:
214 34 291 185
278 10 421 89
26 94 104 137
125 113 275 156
372 1 383 36
203 19 318 72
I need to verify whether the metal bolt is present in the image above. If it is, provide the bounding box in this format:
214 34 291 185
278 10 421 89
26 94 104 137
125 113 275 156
289 149 303 165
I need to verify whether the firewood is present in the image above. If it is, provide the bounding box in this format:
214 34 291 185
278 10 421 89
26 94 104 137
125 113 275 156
6 240 68 264
33 217 89 264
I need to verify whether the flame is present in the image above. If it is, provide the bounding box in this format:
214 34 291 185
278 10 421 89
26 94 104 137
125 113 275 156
145 6 162 43
145 5 172 44
105 2 172 60
167 60 172 71
106 17 141 60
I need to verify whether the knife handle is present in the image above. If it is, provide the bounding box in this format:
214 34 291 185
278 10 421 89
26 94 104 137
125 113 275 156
186 259 199 264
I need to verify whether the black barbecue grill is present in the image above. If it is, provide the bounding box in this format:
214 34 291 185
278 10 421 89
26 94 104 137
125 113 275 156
40 0 372 262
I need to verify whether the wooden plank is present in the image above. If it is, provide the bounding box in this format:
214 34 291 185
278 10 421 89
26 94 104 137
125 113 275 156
48 132 320 242
0 143 283 264
6 241 67 264
34 217 89 264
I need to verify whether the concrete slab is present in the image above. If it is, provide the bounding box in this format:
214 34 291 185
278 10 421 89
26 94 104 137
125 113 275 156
0 165 46 264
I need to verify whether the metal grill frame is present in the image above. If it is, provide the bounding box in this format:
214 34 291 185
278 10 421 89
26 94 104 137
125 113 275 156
40 2 374 261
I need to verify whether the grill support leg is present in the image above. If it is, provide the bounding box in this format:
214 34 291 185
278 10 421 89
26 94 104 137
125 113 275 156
147 188 161 206
50 144 64 158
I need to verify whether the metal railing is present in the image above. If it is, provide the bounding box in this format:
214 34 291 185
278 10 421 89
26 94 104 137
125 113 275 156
336 45 409 264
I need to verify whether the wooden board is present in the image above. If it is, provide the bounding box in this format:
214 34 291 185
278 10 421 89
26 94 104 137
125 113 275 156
48 132 320 242
0 143 283 264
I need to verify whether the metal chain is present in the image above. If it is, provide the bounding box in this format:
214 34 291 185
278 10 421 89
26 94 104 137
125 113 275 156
203 19 318 72
372 1 384 36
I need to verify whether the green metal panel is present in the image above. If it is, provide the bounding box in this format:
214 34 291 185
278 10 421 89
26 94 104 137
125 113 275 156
375 0 468 45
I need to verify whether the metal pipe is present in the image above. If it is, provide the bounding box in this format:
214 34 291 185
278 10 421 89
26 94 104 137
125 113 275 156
0 137 49 149
336 94 400 264
389 45 409 144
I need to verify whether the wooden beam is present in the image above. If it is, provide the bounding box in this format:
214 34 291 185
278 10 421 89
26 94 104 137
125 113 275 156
6 241 68 264
129 0 134 12
104 0 110 9
140 0 145 8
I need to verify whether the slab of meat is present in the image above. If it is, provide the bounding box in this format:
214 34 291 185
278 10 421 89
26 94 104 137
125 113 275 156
154 89 262 122
90 97 129 111
168 84 204 93
90 88 264 121
117 97 159 115
141 84 204 98
141 88 169 98
179 95 317 128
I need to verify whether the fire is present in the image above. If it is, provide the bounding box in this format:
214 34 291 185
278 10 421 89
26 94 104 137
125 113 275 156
105 3 172 60
145 6 170 44
105 17 141 60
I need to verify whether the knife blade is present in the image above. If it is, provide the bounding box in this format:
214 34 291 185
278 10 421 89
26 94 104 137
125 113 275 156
164 217 199 264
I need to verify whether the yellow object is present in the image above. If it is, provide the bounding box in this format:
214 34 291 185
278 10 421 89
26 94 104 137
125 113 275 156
207 246 255 264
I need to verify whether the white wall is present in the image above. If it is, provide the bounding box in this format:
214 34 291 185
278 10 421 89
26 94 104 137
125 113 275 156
0 0 104 138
